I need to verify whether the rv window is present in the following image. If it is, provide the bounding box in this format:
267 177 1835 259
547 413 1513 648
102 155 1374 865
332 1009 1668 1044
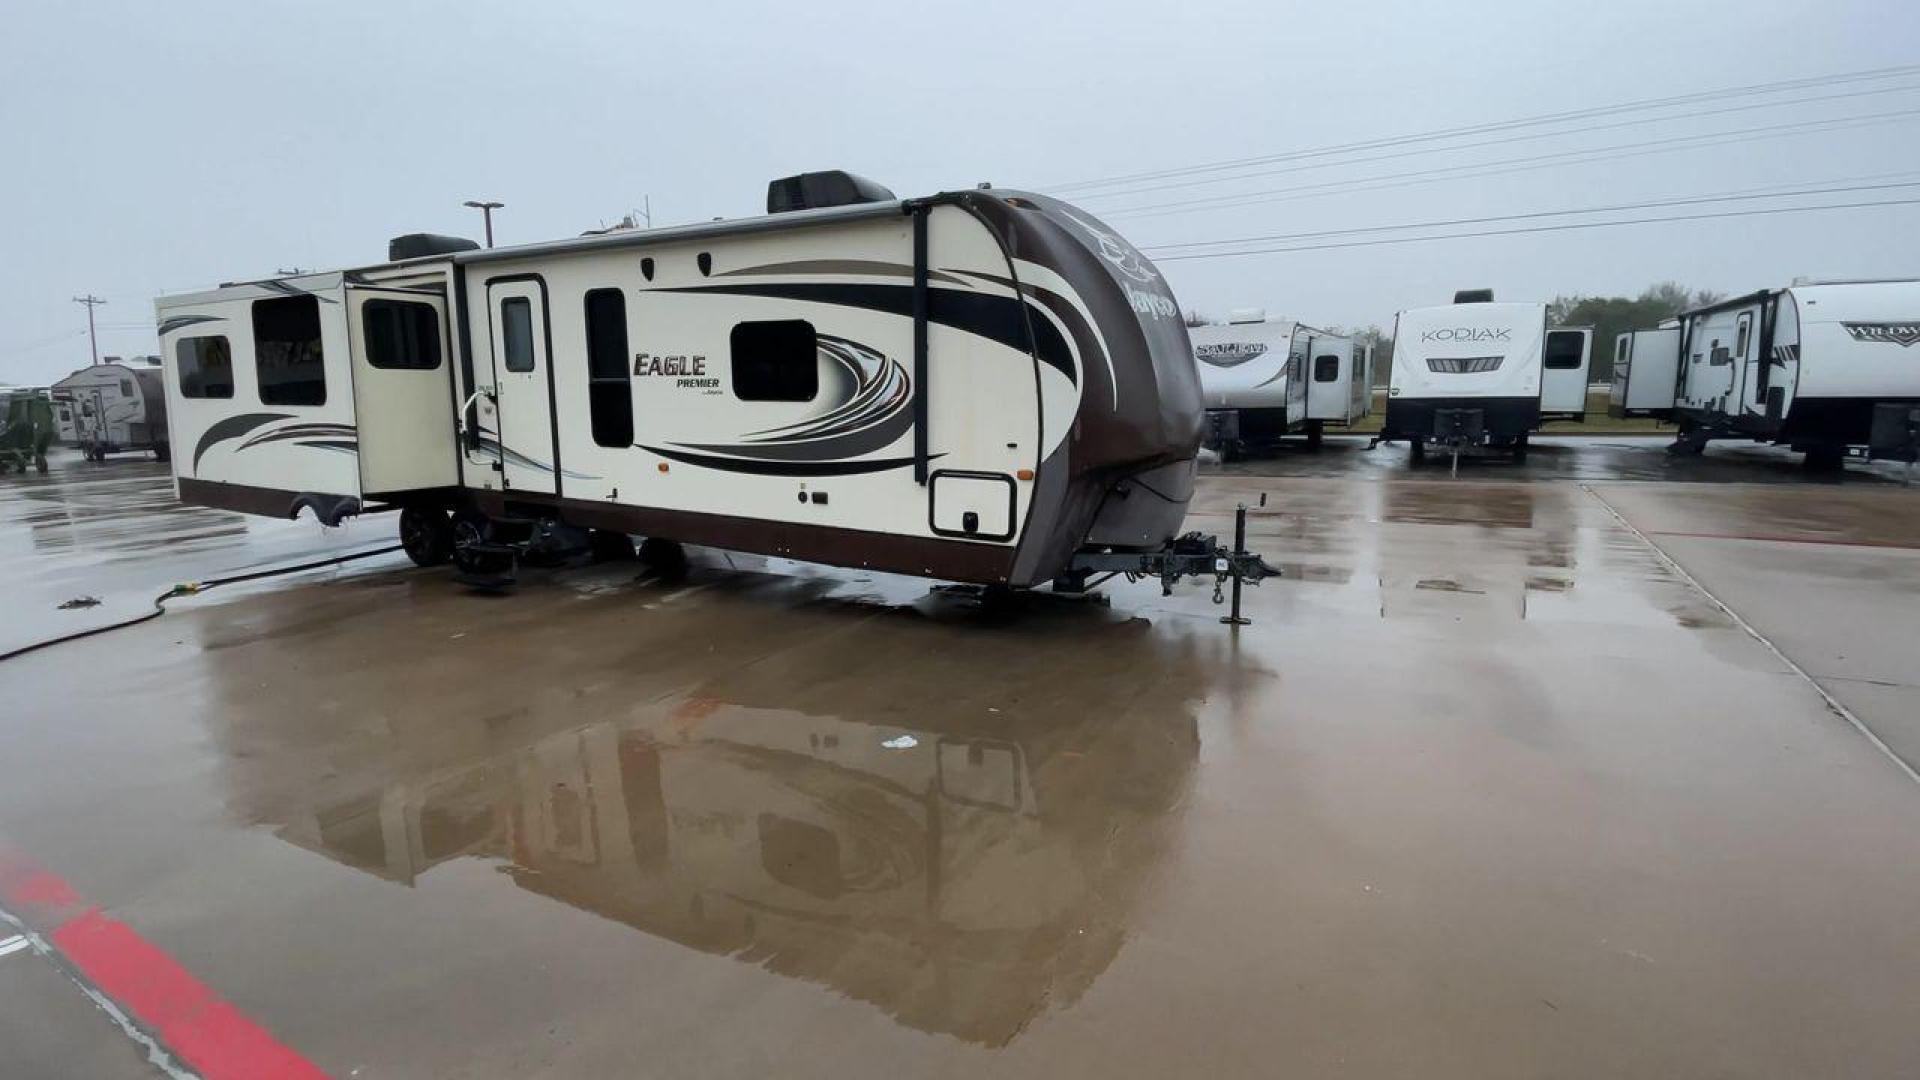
363 299 442 370
1735 319 1751 358
176 336 234 399
119 379 133 396
500 297 535 373
252 295 327 406
730 320 818 402
1544 332 1585 370
583 288 633 448
1313 354 1339 382
1709 344 1731 366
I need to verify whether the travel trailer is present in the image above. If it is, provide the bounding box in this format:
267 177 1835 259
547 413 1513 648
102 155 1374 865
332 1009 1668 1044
50 358 169 461
1379 292 1548 460
1607 324 1682 419
1540 326 1593 421
155 172 1274 597
1195 311 1370 456
1660 280 1920 466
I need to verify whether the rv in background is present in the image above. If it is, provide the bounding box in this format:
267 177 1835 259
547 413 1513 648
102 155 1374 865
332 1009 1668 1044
50 358 170 462
153 171 1246 593
1651 279 1920 467
1380 291 1548 461
1607 323 1682 419
1194 310 1371 457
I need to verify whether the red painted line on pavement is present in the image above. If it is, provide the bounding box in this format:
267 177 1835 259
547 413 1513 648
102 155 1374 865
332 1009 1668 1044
1644 529 1920 551
0 844 329 1080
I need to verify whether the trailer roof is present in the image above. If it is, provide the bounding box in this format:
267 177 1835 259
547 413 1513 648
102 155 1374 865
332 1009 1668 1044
448 199 910 267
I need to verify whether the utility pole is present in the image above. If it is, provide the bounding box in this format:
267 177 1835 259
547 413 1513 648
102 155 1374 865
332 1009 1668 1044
463 200 504 248
72 295 106 365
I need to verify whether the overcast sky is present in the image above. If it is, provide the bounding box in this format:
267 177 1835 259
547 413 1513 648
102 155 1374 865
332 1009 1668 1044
3 0 1917 385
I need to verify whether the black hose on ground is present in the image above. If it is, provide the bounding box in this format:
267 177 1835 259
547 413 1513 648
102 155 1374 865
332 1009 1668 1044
0 544 404 664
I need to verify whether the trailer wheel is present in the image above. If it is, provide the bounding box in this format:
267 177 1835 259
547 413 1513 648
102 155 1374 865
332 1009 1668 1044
1409 437 1427 463
1513 433 1529 463
589 529 636 562
153 444 170 463
638 537 688 579
1306 421 1325 450
1802 444 1846 472
399 507 455 567
451 512 512 577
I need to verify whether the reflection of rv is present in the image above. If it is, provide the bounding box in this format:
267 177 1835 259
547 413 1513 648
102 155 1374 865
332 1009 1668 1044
220 591 1209 1046
154 171 1214 589
1607 324 1683 419
1654 281 1920 467
1195 310 1371 456
50 358 170 461
1381 292 1548 460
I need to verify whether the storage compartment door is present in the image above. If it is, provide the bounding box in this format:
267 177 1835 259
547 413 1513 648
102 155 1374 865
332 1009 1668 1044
928 470 1015 541
347 287 457 495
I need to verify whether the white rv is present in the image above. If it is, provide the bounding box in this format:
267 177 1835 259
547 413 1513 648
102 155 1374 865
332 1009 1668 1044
1660 280 1920 466
1607 324 1682 419
1195 312 1370 455
153 173 1268 593
50 359 170 461
1380 292 1548 460
1540 326 1593 421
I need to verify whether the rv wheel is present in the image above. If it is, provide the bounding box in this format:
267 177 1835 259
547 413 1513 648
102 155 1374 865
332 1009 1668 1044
451 512 512 577
589 529 636 562
1410 438 1427 463
638 537 688 578
1802 444 1846 472
399 506 455 567
153 444 170 463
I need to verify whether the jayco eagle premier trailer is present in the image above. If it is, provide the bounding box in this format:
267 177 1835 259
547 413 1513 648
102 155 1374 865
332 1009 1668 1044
156 173 1274 597
1195 312 1370 455
50 359 170 461
1660 279 1920 466
1607 324 1682 419
1380 293 1548 460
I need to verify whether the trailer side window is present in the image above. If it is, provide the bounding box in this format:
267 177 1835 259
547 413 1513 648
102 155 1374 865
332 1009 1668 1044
730 320 818 402
1544 331 1585 370
583 288 633 447
119 379 134 396
253 296 326 406
176 336 234 399
363 299 442 370
501 297 535 373
1313 354 1339 382
1735 318 1751 358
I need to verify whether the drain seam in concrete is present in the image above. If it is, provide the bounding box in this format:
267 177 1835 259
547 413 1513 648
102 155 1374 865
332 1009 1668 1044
1580 484 1920 789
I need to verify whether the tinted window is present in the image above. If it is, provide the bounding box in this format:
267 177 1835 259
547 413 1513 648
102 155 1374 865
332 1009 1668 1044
1735 319 1751 357
119 379 134 396
253 295 326 405
584 288 632 448
1313 354 1339 382
176 336 234 399
1544 331 1585 370
501 297 535 372
731 320 818 402
363 299 442 370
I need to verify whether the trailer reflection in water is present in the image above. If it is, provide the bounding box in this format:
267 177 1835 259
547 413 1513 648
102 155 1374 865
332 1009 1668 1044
225 600 1206 1045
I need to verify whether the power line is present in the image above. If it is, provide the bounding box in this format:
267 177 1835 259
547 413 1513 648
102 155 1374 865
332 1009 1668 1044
1149 197 1920 263
1142 178 1920 252
1075 81 1920 203
1105 107 1920 220
1045 62 1920 193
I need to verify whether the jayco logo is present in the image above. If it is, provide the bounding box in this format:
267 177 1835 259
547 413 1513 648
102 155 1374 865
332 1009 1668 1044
1421 327 1513 343
1124 282 1178 320
1843 322 1920 347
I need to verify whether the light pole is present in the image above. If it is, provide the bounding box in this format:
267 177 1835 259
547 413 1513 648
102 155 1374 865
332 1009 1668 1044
463 200 504 248
72 294 105 365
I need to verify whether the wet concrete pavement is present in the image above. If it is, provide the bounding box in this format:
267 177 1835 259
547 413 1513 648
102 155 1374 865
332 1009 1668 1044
1 439 1918 1077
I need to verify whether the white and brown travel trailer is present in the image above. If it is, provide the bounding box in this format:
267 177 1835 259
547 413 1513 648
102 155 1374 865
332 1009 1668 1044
1540 326 1593 421
1658 280 1920 466
49 358 170 461
1379 291 1548 461
156 173 1275 597
1606 323 1682 419
1195 312 1369 455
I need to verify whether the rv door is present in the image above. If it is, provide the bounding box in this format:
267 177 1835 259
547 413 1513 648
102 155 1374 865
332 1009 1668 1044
484 278 560 495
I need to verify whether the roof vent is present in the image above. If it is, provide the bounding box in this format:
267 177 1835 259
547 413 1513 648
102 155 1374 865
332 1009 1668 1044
388 233 481 261
1226 307 1267 325
767 171 896 214
1453 288 1495 304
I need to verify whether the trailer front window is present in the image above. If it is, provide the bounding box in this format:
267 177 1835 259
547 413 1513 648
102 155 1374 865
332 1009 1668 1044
252 295 326 406
176 336 234 399
731 320 819 402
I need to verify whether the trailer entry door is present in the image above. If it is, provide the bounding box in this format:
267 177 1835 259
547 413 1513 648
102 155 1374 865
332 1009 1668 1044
485 278 559 496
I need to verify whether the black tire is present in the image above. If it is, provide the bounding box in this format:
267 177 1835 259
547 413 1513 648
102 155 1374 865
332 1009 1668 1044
1803 444 1846 472
451 512 512 576
638 537 688 578
1410 438 1427 463
1306 421 1325 450
1513 432 1529 463
399 506 454 567
153 444 170 463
